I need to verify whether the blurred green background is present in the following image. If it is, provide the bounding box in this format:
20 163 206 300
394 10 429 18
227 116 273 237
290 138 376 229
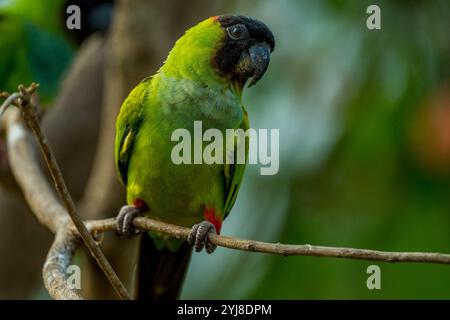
184 0 450 299
1 0 450 299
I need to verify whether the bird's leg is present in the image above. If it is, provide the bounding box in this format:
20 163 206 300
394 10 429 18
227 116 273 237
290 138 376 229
116 205 145 238
188 221 217 254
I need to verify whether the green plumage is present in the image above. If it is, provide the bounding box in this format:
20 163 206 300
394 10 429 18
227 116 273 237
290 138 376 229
113 15 276 300
115 17 249 236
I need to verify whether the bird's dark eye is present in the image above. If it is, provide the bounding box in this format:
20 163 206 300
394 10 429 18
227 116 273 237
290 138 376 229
227 24 248 40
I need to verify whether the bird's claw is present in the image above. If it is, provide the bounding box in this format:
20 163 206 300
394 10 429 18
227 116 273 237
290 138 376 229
116 205 143 238
188 221 217 254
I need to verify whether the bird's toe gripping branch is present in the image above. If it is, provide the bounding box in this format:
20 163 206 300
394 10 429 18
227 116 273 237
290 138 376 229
188 221 217 254
116 205 144 238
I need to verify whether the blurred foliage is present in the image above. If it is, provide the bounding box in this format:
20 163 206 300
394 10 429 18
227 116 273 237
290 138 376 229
0 0 113 103
2 0 450 299
184 0 450 299
0 0 74 102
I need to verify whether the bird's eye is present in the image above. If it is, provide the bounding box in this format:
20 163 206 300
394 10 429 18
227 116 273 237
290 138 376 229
227 24 248 40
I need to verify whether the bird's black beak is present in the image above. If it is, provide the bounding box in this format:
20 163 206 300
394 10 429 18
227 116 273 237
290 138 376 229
235 42 271 87
247 43 271 87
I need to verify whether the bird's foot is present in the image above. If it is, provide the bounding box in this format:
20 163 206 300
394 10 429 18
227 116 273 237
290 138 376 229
188 221 217 254
116 205 144 238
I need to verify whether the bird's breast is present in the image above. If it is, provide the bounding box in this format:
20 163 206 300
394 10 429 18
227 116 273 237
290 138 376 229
157 75 244 130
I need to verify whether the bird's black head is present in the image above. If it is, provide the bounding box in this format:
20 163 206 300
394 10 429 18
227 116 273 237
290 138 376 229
213 15 275 87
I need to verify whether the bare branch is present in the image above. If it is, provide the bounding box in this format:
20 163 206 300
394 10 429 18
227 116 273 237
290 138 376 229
43 225 83 300
1 85 131 300
3 108 66 233
0 92 20 118
80 217 450 265
3 84 450 300
39 213 450 300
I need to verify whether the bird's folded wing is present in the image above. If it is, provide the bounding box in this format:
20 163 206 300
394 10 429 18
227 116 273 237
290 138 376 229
114 77 151 186
223 107 249 219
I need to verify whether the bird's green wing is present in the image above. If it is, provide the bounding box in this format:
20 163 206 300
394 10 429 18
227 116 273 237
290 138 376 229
114 77 151 186
223 107 250 219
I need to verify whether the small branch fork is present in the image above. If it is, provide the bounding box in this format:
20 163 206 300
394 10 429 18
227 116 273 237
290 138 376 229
1 84 450 300
1 84 130 300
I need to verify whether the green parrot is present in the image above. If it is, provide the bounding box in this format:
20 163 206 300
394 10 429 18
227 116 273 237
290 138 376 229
114 15 274 300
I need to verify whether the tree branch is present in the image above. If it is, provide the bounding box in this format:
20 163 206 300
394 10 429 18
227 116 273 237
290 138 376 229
38 213 450 300
1 85 131 300
43 225 83 300
79 217 450 265
2 85 450 300
3 108 65 233
0 92 20 118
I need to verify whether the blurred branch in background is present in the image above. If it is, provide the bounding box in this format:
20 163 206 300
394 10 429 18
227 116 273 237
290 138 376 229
2 85 450 300
1 84 130 300
0 0 228 299
0 33 106 299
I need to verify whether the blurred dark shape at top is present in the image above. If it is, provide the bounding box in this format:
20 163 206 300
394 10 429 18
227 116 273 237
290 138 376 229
63 0 115 44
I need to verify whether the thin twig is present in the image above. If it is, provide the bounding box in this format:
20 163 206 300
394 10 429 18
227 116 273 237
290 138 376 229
1 85 131 300
81 217 450 265
64 217 450 265
3 85 450 301
71 217 450 265
0 92 20 118
39 214 450 300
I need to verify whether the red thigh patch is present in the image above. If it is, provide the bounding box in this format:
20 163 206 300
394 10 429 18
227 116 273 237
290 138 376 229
204 207 222 234
133 198 149 211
